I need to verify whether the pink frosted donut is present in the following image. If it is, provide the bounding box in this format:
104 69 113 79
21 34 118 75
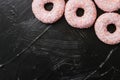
65 0 97 28
94 0 120 12
32 0 65 23
95 13 120 45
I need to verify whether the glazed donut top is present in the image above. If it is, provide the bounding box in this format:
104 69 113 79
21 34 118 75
94 0 120 12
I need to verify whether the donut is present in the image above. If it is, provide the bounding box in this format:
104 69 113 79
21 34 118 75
94 0 120 12
32 0 65 23
65 0 97 28
95 13 120 45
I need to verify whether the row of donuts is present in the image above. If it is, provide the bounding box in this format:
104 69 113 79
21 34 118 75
32 0 120 45
32 0 97 28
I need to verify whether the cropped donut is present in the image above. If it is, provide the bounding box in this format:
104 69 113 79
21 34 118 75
95 13 120 45
32 0 65 23
65 0 97 28
94 0 120 12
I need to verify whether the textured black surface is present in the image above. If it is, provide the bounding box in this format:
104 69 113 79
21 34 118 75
0 0 120 80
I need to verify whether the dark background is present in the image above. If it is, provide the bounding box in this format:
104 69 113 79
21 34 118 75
0 0 120 80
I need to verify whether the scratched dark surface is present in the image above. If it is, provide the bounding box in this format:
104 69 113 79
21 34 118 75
0 0 120 80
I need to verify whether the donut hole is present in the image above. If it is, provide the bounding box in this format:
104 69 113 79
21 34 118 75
44 2 53 11
76 8 84 17
65 0 68 3
107 24 116 33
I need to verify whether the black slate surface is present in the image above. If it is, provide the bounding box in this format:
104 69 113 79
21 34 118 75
0 0 120 80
